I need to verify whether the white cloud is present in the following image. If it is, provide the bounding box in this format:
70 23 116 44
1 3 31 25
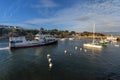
35 0 58 8
25 0 120 32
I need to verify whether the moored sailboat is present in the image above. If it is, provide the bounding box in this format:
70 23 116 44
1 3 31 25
83 24 102 48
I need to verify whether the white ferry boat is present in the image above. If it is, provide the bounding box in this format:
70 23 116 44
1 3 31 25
9 33 58 49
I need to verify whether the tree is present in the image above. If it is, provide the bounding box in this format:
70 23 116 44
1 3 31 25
69 31 76 35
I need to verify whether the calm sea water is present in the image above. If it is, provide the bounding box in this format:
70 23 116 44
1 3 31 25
0 39 120 80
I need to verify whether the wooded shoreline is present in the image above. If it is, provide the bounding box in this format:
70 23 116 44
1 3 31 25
0 26 120 41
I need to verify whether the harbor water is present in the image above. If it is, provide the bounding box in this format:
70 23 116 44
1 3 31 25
0 39 120 80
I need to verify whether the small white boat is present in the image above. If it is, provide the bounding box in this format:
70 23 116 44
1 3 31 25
69 38 74 40
99 39 108 47
106 34 117 42
114 44 119 47
9 33 58 49
60 38 66 41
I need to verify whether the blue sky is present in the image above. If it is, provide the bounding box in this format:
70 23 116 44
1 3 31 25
0 0 120 32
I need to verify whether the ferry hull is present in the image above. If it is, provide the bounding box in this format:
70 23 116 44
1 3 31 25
10 40 58 50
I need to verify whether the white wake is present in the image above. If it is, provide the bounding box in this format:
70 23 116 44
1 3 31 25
0 47 9 50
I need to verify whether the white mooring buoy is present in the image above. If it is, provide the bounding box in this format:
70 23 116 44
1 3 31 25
48 58 52 63
47 54 50 58
75 46 78 50
49 62 53 69
64 50 67 54
80 48 82 51
84 49 87 52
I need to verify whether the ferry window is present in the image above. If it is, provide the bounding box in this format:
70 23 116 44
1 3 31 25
10 41 15 43
16 41 23 43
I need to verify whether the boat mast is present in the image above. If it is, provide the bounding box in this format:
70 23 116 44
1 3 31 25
92 24 95 44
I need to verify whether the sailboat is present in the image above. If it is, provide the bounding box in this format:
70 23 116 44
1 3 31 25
83 24 102 48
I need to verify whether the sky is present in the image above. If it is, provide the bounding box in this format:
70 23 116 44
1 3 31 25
0 0 120 32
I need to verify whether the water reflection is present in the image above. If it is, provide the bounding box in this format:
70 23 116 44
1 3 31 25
0 39 120 80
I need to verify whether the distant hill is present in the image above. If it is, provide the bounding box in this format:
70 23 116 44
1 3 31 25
0 25 22 29
0 25 113 39
101 32 120 36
